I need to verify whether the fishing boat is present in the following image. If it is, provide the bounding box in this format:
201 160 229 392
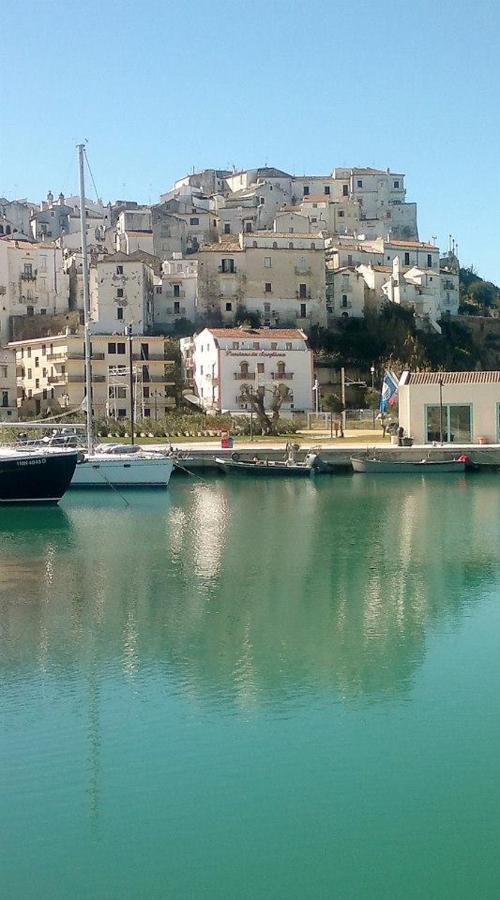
215 450 320 476
0 447 78 504
69 144 173 490
351 456 468 474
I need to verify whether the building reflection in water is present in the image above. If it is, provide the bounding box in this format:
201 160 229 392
0 477 499 714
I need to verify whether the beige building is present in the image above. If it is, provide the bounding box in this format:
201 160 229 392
0 348 17 419
197 231 327 328
154 256 198 328
90 251 154 335
11 333 177 419
0 238 70 343
398 370 500 444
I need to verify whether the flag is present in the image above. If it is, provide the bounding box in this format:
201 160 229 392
379 370 399 412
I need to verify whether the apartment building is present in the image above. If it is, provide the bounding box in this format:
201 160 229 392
197 232 327 328
89 252 154 335
11 332 177 419
0 238 70 342
154 255 198 328
181 326 313 414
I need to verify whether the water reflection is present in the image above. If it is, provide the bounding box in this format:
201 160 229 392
0 477 499 707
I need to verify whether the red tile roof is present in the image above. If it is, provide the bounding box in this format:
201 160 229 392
208 328 307 340
388 240 437 250
407 371 500 385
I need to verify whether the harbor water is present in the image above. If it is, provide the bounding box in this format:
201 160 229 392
1 474 500 898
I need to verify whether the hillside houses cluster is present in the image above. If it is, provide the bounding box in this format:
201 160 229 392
0 164 459 418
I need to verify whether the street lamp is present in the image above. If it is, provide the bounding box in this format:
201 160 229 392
370 365 375 428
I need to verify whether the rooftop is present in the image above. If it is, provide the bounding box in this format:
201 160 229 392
208 327 307 341
388 240 437 250
404 371 500 386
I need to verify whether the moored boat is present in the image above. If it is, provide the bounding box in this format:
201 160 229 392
351 456 467 474
70 444 173 488
0 448 78 504
215 450 320 476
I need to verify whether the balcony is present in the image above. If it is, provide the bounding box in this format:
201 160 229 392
234 372 255 380
164 305 187 316
165 288 186 298
47 352 67 362
20 271 36 281
218 265 237 274
67 374 105 383
48 374 67 385
340 301 352 310
271 372 293 380
296 290 311 299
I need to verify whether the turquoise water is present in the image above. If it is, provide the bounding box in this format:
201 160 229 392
1 474 500 899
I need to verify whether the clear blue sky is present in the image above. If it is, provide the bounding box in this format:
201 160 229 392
2 0 499 282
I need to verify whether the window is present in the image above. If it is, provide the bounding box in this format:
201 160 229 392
117 307 124 320
27 348 31 358
35 357 39 367
245 222 252 232
299 284 307 298
117 288 124 298
252 241 258 248
285 342 292 350
303 186 309 196
271 342 277 350
394 180 400 189
155 285 162 294
427 254 432 267
42 368 47 377
404 252 410 265
357 179 363 188
311 217 317 224
27 306 34 317
311 243 316 250
2 390 8 407
173 284 180 297
426 404 472 443
221 258 235 273
24 263 33 277
225 302 232 311
174 301 180 314
117 343 126 354
116 265 123 275
338 210 344 218
35 378 40 389
300 303 307 318
324 186 330 195
272 241 278 249
224 223 231 234
117 408 127 418
342 311 349 318
264 257 272 268
41 344 46 355
42 389 47 400
108 342 116 354
257 363 264 374
347 254 353 265
232 342 239 350
342 295 348 307
253 342 260 350
265 283 272 293
143 387 150 398
343 184 348 196
1 365 7 377
190 217 199 226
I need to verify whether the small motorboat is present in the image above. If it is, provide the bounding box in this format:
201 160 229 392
0 447 78 504
351 455 469 474
215 450 321 476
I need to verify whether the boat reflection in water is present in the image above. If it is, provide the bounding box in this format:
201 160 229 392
1 476 498 707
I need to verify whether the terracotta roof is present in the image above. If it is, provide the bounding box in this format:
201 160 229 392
388 240 437 250
200 241 242 252
406 371 500 385
208 328 307 340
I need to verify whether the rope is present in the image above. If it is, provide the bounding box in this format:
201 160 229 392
83 148 100 202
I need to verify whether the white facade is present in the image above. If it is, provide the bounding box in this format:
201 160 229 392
182 326 314 414
398 371 500 444
154 256 198 327
326 267 366 319
0 348 17 418
0 239 70 344
90 252 154 335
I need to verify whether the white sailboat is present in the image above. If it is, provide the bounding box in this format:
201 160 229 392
70 144 173 489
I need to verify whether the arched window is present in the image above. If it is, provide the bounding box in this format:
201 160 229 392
240 361 249 376
288 242 294 249
253 241 257 248
272 241 278 249
311 242 316 250
5 225 11 235
277 361 285 374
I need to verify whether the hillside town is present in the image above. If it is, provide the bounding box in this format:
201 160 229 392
0 165 461 420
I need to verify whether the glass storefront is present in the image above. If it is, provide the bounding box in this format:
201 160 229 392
426 404 472 443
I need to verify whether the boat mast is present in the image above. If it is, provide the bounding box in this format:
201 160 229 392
77 143 94 454
127 323 135 445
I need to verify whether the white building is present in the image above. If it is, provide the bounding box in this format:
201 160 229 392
0 238 70 343
398 370 500 444
154 255 198 328
90 252 154 335
181 326 313 414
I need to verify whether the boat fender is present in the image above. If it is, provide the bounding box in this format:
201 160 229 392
231 452 241 462
76 451 86 464
456 454 471 464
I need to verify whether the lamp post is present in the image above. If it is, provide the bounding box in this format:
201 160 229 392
370 365 375 428
439 377 444 445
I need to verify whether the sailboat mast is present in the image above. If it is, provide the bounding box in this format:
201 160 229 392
78 143 94 454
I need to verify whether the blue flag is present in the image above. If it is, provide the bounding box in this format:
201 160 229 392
380 370 399 412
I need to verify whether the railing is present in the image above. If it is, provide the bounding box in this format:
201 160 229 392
234 372 255 380
164 306 187 316
271 372 293 380
218 265 237 274
295 290 311 299
340 301 352 309
164 288 186 298
20 272 36 281
47 353 67 362
67 374 105 383
48 374 67 384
